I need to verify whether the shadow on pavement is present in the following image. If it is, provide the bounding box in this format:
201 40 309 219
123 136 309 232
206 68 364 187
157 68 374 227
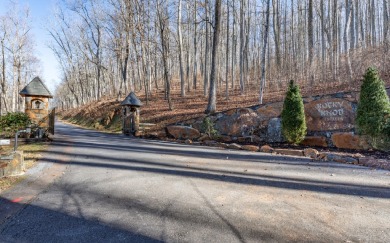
0 197 162 243
35 123 390 199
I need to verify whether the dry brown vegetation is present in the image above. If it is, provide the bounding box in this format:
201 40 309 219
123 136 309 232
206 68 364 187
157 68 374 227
60 74 390 133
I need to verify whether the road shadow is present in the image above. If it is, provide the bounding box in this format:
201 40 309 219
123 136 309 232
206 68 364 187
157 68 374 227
0 197 162 242
28 122 387 200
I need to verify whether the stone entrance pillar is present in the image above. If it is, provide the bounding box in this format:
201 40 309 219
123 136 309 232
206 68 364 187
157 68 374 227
120 92 143 136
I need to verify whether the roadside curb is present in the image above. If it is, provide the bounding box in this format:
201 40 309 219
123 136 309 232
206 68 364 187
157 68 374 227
193 140 389 171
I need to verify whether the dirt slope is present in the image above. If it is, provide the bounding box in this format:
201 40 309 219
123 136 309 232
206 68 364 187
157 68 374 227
59 79 390 133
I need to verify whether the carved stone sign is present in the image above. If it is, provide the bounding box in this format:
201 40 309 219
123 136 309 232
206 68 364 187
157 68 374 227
305 98 355 131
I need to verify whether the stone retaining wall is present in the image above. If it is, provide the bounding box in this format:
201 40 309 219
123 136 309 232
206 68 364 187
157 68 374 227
175 88 390 150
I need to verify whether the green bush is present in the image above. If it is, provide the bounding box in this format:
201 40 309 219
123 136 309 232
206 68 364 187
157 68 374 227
384 116 390 137
375 115 390 152
0 112 31 138
200 117 219 139
356 67 390 139
281 80 307 144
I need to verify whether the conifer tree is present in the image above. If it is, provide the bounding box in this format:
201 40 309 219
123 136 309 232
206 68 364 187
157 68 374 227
281 80 307 144
356 67 390 138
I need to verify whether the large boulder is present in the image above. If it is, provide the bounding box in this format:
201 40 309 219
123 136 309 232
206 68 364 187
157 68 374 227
218 135 232 142
305 98 355 131
215 108 261 136
303 148 319 159
256 102 283 128
342 93 359 103
166 125 200 139
359 157 390 170
274 148 303 157
228 143 242 150
267 118 283 143
146 130 167 139
242 145 259 152
260 145 274 153
300 136 328 147
331 133 371 150
198 134 211 141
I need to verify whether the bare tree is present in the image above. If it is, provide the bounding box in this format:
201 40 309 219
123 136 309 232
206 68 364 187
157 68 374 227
0 18 7 114
384 0 389 42
239 0 246 94
259 0 271 104
225 0 230 100
308 0 314 65
177 0 185 97
203 0 210 97
193 0 198 90
205 0 222 114
344 0 353 78
48 0 390 111
273 0 281 69
0 3 37 112
157 0 173 110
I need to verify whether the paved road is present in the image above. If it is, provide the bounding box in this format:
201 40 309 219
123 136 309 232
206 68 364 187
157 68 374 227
1 122 389 242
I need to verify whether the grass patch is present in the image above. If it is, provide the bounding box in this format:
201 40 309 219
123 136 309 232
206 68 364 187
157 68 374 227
0 176 25 192
21 142 49 170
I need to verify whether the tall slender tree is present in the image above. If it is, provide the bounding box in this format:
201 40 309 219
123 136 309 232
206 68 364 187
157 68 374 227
259 0 271 104
177 0 185 97
205 0 222 114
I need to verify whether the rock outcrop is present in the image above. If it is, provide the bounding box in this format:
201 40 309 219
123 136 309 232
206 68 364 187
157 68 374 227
331 133 371 150
167 89 390 150
166 126 200 139
300 136 328 147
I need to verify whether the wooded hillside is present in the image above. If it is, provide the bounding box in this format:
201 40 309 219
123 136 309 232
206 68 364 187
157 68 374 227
1 0 390 115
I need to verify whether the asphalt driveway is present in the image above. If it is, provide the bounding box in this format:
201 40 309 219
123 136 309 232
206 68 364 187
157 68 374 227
1 122 389 242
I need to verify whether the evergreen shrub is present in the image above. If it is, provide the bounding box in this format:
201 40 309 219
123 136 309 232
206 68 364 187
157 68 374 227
356 67 390 138
281 80 307 144
0 112 31 138
201 117 219 139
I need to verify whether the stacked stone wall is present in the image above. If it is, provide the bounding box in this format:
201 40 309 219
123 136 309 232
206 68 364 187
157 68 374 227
177 88 390 149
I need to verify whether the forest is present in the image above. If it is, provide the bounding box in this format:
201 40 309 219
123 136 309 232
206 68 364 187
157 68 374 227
0 0 390 114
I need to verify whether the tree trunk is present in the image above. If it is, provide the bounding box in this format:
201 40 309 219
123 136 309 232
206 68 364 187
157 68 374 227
344 0 353 78
193 0 198 90
371 0 376 45
239 0 245 94
273 0 281 69
225 0 230 100
203 0 209 97
231 0 236 90
259 0 271 104
157 0 173 110
205 0 222 114
0 38 5 115
186 1 191 93
308 0 314 65
384 0 389 41
177 0 185 97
